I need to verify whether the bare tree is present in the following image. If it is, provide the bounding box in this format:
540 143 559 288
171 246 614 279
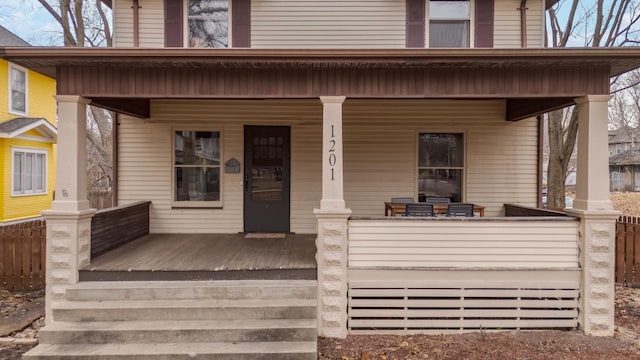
37 1 114 204
37 0 112 47
545 0 640 209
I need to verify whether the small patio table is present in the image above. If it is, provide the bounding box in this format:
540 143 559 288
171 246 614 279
384 202 485 217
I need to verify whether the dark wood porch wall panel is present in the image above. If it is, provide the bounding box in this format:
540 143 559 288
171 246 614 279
91 201 151 259
57 65 611 98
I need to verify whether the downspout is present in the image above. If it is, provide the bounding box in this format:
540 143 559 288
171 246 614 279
112 113 119 207
132 0 140 47
519 0 528 48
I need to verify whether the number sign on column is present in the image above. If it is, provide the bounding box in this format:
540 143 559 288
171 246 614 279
329 125 336 181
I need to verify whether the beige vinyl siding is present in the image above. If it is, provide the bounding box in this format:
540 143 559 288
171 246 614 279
494 0 545 48
252 0 406 48
118 100 323 234
118 99 538 234
348 219 579 268
113 0 164 47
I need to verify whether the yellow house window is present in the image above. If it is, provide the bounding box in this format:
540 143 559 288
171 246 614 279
12 147 47 196
9 63 28 116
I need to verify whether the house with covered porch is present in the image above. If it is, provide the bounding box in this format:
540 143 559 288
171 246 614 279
3 0 640 358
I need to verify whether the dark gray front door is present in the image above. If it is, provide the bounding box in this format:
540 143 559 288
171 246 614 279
244 126 291 233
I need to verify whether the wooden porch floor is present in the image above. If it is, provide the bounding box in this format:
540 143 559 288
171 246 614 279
80 233 317 281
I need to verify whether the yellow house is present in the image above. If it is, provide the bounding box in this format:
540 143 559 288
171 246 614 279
0 26 56 222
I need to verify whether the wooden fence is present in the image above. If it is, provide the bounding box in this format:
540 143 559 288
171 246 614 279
0 217 46 291
616 215 640 286
88 190 113 210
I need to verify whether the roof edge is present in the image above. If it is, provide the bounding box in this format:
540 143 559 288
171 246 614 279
0 118 57 140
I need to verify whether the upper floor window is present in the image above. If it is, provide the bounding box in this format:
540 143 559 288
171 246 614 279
9 64 27 115
429 0 470 48
188 0 229 48
12 148 47 196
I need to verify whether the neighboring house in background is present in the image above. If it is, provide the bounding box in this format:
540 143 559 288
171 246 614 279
609 147 640 192
608 128 640 192
608 127 640 157
4 1 640 358
0 26 56 222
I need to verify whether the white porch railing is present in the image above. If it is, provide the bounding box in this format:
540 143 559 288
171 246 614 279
346 217 581 334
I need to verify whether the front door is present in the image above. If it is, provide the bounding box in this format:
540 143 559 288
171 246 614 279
244 126 291 233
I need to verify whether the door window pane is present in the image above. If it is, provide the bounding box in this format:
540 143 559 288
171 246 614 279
251 167 283 201
188 0 229 48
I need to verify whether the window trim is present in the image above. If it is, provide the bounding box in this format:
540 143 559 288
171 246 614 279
184 0 232 48
415 131 467 202
8 63 28 116
11 147 48 197
171 128 224 208
426 0 474 48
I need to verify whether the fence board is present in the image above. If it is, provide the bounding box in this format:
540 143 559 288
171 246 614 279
616 216 640 286
0 218 47 291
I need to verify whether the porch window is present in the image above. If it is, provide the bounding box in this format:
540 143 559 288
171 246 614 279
429 0 470 48
418 133 464 202
188 0 229 48
9 64 27 115
12 148 47 196
173 130 222 207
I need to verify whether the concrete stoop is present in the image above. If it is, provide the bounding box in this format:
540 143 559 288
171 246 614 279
24 280 318 359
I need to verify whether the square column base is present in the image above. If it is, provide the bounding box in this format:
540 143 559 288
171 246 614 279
315 208 351 338
41 209 96 324
565 209 619 336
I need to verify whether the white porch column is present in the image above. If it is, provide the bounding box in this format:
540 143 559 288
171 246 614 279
41 96 96 324
315 96 351 338
566 95 619 336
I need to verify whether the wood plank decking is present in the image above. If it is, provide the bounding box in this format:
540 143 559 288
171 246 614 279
80 233 317 281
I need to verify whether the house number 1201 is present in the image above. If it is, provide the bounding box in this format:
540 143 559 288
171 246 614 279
329 125 336 181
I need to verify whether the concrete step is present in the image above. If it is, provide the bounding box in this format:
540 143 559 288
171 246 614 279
39 319 317 344
66 280 318 301
23 341 317 360
52 298 317 322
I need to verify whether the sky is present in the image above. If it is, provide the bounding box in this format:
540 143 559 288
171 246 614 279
0 0 64 46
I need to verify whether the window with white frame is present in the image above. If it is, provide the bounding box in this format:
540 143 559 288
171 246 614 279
417 133 464 202
9 64 27 115
188 0 229 48
12 148 47 196
429 0 470 48
174 130 222 206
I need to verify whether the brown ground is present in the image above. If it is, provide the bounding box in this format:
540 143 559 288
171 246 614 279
611 192 640 217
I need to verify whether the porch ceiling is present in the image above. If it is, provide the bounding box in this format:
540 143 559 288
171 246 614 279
2 47 639 119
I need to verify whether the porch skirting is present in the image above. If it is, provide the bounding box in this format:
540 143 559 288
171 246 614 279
347 268 580 334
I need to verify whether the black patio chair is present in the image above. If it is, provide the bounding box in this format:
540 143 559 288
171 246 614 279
425 197 451 204
391 197 414 203
446 203 474 217
405 203 434 217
